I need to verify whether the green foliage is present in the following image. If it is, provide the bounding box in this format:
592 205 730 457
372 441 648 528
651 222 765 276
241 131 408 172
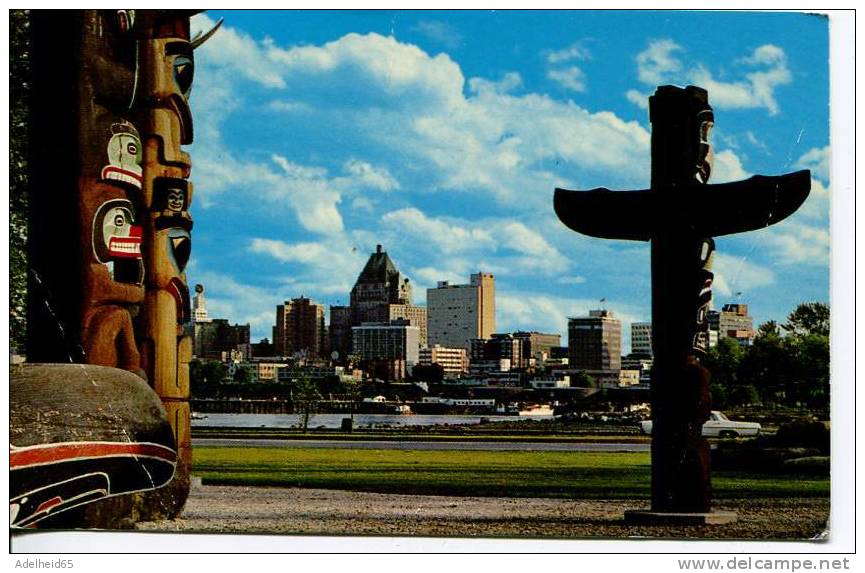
293 377 322 433
411 363 444 384
190 360 229 398
9 10 30 350
706 303 830 409
570 371 597 388
783 302 830 337
233 365 253 384
757 320 781 338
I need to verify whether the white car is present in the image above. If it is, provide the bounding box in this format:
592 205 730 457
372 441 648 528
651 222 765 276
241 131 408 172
639 411 761 438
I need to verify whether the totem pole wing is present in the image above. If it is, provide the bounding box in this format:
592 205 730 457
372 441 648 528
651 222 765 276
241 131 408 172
695 170 811 237
554 187 654 241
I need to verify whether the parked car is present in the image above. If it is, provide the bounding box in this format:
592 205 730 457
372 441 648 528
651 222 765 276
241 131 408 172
639 411 761 438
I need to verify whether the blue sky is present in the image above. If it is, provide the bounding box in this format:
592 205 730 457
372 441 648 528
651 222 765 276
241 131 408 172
186 10 830 347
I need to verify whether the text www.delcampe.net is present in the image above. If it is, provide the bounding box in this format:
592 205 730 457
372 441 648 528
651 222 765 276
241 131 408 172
677 558 851 572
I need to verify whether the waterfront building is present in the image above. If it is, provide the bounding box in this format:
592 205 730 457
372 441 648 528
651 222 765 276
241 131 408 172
330 245 426 358
273 296 326 358
427 272 495 349
352 319 420 380
568 309 622 372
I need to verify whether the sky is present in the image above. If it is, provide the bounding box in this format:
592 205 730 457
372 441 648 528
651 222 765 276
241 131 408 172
185 10 830 348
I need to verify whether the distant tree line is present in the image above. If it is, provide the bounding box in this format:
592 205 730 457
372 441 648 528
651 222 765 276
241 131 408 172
703 302 829 410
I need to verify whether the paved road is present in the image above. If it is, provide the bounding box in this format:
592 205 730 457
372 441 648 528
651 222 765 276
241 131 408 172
193 437 650 452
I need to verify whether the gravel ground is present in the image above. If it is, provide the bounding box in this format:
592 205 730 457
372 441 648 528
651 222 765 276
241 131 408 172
136 485 830 540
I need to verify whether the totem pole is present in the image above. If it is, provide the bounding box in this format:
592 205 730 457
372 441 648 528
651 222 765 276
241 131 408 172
133 10 218 517
554 85 810 523
17 10 219 527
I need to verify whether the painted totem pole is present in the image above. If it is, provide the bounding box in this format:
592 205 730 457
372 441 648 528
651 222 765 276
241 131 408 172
554 85 810 523
18 9 218 527
133 10 199 516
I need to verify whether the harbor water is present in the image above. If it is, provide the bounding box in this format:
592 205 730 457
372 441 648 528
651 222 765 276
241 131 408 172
192 412 554 429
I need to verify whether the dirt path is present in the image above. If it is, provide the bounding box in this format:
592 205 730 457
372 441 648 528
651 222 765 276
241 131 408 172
136 485 830 540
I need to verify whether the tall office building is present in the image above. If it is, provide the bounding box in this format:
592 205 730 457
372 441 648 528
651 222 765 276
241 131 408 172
273 296 326 358
631 322 653 356
330 245 426 358
568 309 622 371
427 272 495 349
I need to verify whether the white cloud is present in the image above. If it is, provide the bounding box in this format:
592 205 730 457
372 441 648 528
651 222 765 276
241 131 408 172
795 146 830 183
690 45 792 116
195 17 655 208
381 208 496 253
414 20 463 50
192 15 286 89
557 276 586 285
711 252 775 297
755 218 830 267
497 291 644 342
547 66 587 92
341 159 401 191
630 40 792 116
711 149 750 183
546 43 592 65
625 89 649 110
635 39 683 85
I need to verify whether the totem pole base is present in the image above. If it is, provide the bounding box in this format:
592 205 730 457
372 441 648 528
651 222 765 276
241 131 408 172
624 509 737 526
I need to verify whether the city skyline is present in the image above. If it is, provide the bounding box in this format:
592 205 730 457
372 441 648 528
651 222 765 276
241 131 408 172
184 11 830 345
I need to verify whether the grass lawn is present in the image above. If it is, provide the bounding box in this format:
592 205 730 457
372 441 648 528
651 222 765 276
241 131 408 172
193 447 829 499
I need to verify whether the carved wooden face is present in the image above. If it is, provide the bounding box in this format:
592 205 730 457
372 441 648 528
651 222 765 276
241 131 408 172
101 124 143 189
696 113 715 184
92 199 144 284
148 38 195 144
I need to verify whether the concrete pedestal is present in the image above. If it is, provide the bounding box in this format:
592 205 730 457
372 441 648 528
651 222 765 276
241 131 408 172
624 509 738 526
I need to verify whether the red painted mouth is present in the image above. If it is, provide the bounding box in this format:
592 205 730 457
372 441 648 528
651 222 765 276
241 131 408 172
101 166 143 189
108 226 143 259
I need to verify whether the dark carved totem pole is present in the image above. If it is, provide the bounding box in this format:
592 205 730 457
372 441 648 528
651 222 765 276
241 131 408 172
17 9 218 527
554 86 810 523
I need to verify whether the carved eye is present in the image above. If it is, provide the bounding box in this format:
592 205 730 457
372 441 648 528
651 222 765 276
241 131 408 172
173 55 194 98
126 142 137 155
114 214 125 227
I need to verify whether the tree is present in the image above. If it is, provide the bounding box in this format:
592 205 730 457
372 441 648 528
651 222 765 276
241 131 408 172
293 377 322 433
703 337 742 388
756 320 781 338
190 360 228 398
341 377 363 423
412 363 444 384
233 365 253 384
10 10 30 351
570 371 597 389
783 302 830 337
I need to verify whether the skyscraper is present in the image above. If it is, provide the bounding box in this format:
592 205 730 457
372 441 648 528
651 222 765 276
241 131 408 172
427 272 495 349
568 309 622 371
274 296 326 358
